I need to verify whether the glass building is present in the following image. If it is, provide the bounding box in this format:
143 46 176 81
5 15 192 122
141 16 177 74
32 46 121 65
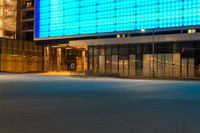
0 0 16 38
34 0 200 79
0 0 45 73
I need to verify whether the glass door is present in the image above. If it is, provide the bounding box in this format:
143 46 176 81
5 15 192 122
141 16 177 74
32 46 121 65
119 59 129 77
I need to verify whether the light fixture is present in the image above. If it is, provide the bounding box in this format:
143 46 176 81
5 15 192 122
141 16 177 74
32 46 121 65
188 29 192 34
192 29 196 33
141 29 146 32
188 29 196 34
116 34 121 38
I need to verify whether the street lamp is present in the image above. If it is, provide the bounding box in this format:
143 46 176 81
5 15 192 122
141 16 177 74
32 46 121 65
141 28 155 78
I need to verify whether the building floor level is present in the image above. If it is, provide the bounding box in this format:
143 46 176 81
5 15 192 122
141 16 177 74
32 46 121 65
1 39 200 79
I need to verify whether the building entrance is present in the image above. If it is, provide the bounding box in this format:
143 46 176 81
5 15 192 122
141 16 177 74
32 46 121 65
44 46 87 73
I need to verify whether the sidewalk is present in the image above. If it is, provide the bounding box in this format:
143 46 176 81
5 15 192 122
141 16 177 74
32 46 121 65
39 71 71 76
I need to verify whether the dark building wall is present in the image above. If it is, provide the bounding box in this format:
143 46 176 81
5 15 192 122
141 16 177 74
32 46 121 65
16 0 34 41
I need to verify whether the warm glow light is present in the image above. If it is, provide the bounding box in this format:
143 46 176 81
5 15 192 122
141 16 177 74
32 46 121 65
192 29 196 33
188 29 196 34
141 29 146 32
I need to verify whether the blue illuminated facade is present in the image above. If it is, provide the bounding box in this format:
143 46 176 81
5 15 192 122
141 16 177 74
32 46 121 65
35 0 200 39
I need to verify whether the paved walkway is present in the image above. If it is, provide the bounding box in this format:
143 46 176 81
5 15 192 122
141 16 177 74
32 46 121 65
39 71 72 76
0 74 200 133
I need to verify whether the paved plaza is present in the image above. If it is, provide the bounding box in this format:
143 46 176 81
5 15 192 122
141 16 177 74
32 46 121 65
0 73 200 133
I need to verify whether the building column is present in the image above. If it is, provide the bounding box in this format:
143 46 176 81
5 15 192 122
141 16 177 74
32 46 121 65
44 46 49 72
57 48 62 72
82 50 87 71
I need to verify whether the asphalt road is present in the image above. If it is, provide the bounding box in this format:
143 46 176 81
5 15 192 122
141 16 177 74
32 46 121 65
0 74 200 133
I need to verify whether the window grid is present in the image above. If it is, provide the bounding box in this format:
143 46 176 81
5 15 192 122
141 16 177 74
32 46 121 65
35 0 200 38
